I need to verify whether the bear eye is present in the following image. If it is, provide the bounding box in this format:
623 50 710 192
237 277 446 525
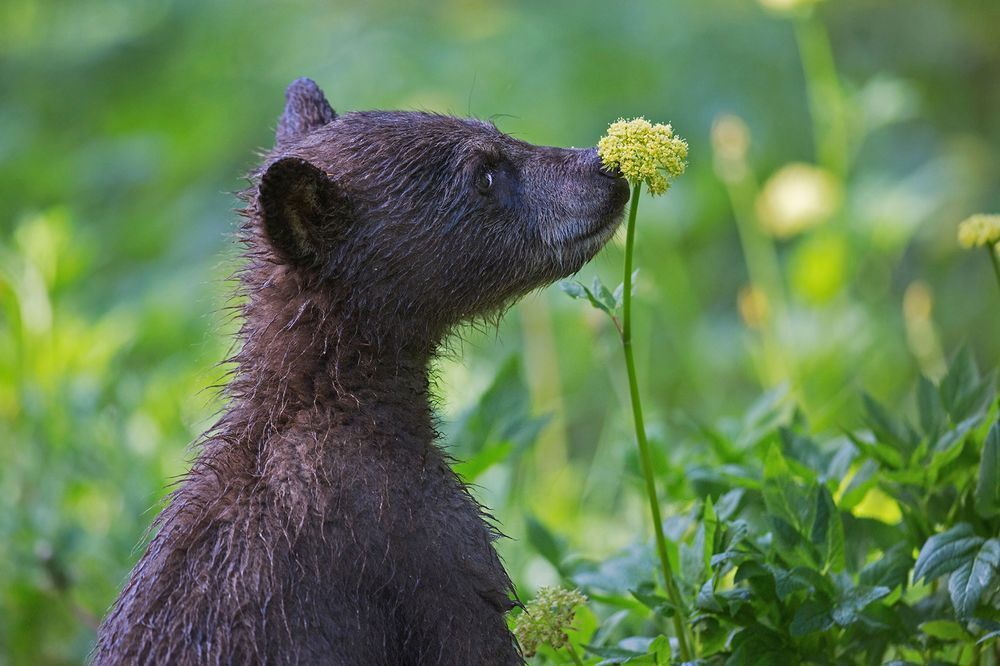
475 170 494 195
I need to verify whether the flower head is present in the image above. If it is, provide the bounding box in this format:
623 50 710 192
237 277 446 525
957 214 1000 249
512 586 587 658
755 163 841 238
598 117 688 195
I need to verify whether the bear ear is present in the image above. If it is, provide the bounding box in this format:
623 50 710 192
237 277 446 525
276 78 337 146
258 157 347 266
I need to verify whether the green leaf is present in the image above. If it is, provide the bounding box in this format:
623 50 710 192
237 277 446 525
919 620 973 641
976 421 1000 518
592 275 617 313
940 347 979 415
630 588 676 618
790 600 834 636
948 538 1000 619
839 459 879 511
612 270 639 310
703 496 718 574
762 444 809 529
831 585 891 627
572 544 657 596
810 484 845 572
453 440 513 481
726 625 787 666
524 515 566 573
862 393 917 458
560 278 615 316
560 280 587 300
913 523 984 584
926 416 978 474
846 431 903 470
859 542 914 592
940 348 996 423
917 375 946 437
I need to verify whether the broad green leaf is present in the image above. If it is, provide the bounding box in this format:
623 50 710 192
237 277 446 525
524 515 566 573
453 440 513 481
913 523 984 584
762 444 810 529
831 585 890 626
846 431 903 470
560 280 587 300
726 625 787 666
926 416 978 475
681 524 708 583
811 484 845 572
940 347 979 417
631 588 676 618
917 375 946 437
772 568 808 601
714 488 745 522
976 421 1000 518
839 459 879 511
940 348 996 422
560 278 614 316
572 544 657 596
695 579 722 613
948 538 1000 618
717 588 754 615
862 393 917 458
859 542 914 592
703 496 718 574
790 600 834 636
592 275 617 313
919 620 973 641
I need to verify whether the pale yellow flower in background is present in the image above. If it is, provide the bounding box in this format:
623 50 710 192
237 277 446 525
598 117 688 195
757 0 824 13
755 163 841 239
957 214 1000 249
512 587 587 658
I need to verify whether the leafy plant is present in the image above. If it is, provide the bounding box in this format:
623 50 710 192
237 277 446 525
515 352 999 664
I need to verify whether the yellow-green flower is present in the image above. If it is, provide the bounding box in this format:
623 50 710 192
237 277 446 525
598 117 688 195
755 163 841 239
957 214 1000 249
512 586 587 658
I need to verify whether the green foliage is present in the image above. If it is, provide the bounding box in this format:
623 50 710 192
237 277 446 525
2 0 999 663
515 354 1000 664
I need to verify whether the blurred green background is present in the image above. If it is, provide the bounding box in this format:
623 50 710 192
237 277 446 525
1 0 998 661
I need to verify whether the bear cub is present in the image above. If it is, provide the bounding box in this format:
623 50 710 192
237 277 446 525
93 78 629 665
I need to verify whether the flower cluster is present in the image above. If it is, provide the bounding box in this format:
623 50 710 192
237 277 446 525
755 162 841 238
512 586 587 658
957 214 1000 249
598 117 688 195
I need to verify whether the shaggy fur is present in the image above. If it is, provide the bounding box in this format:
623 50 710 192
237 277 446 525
93 78 629 665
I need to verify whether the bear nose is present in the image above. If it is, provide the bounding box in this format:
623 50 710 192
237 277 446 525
580 147 622 180
598 163 622 180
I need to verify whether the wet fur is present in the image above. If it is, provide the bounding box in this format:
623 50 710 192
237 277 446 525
93 79 628 665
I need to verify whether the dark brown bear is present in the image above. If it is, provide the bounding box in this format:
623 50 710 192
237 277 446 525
93 78 629 665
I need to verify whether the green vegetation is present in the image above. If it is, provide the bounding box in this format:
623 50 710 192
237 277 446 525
1 0 998 663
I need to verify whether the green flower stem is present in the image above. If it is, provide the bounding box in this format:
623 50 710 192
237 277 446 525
794 13 848 177
564 642 585 666
620 180 693 662
723 173 792 385
989 246 1000 298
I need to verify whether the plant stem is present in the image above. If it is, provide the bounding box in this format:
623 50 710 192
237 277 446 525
564 642 585 666
794 12 848 177
988 245 1000 299
620 180 693 661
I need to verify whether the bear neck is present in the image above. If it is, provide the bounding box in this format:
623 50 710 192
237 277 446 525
226 263 438 452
